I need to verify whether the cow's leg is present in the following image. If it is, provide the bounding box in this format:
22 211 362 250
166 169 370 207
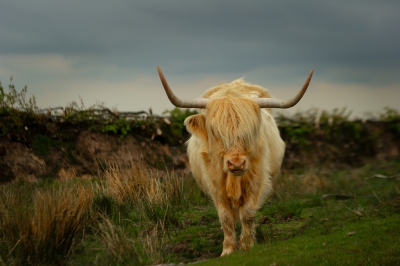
239 205 256 251
217 203 237 256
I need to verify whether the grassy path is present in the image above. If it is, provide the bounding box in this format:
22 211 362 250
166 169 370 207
199 214 400 265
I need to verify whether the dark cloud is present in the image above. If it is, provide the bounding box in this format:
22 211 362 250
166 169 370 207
1 0 399 84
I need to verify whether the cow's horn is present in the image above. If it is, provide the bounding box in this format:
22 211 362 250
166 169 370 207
157 66 209 109
254 69 314 108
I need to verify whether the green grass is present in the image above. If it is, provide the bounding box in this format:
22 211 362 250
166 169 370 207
193 159 400 265
200 215 400 266
0 158 399 265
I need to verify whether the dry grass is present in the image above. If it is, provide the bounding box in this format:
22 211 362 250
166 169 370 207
101 162 149 204
100 161 184 219
0 183 93 265
0 159 187 265
103 161 183 203
96 161 183 264
96 214 142 265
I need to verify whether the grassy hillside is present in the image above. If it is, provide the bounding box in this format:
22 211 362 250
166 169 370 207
1 158 399 265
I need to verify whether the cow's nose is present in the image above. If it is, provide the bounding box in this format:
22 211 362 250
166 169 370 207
227 159 246 171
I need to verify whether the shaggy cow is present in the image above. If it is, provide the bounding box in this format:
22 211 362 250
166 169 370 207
157 66 313 256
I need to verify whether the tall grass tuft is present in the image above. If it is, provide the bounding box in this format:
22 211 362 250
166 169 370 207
92 160 186 264
100 161 184 224
0 183 93 265
96 214 142 265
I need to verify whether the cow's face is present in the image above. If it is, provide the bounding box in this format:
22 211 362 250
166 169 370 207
185 97 261 176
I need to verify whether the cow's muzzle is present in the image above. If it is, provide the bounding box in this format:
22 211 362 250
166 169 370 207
227 159 247 176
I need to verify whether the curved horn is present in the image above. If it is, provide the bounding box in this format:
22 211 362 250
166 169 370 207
254 69 314 108
157 66 209 109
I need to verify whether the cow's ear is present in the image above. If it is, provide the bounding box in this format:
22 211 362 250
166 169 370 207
184 114 207 140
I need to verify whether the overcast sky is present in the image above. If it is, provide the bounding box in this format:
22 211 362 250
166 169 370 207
1 1 399 117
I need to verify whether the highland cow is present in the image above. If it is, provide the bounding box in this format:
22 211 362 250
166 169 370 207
157 66 313 256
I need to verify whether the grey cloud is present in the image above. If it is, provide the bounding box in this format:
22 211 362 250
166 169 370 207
1 0 399 84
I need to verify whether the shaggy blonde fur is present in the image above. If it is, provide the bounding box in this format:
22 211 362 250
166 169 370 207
206 97 260 152
184 78 285 256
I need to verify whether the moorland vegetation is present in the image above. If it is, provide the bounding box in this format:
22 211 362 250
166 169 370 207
0 79 399 265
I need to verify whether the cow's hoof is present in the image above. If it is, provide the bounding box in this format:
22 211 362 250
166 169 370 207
220 246 235 256
240 237 254 251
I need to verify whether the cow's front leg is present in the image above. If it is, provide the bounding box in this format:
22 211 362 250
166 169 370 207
217 203 237 256
239 205 256 251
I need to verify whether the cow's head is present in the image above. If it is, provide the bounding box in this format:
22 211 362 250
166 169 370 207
157 66 313 176
185 96 261 176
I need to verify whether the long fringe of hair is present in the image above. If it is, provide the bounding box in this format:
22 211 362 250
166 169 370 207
205 97 261 151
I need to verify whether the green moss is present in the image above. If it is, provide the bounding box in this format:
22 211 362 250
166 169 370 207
31 134 58 156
